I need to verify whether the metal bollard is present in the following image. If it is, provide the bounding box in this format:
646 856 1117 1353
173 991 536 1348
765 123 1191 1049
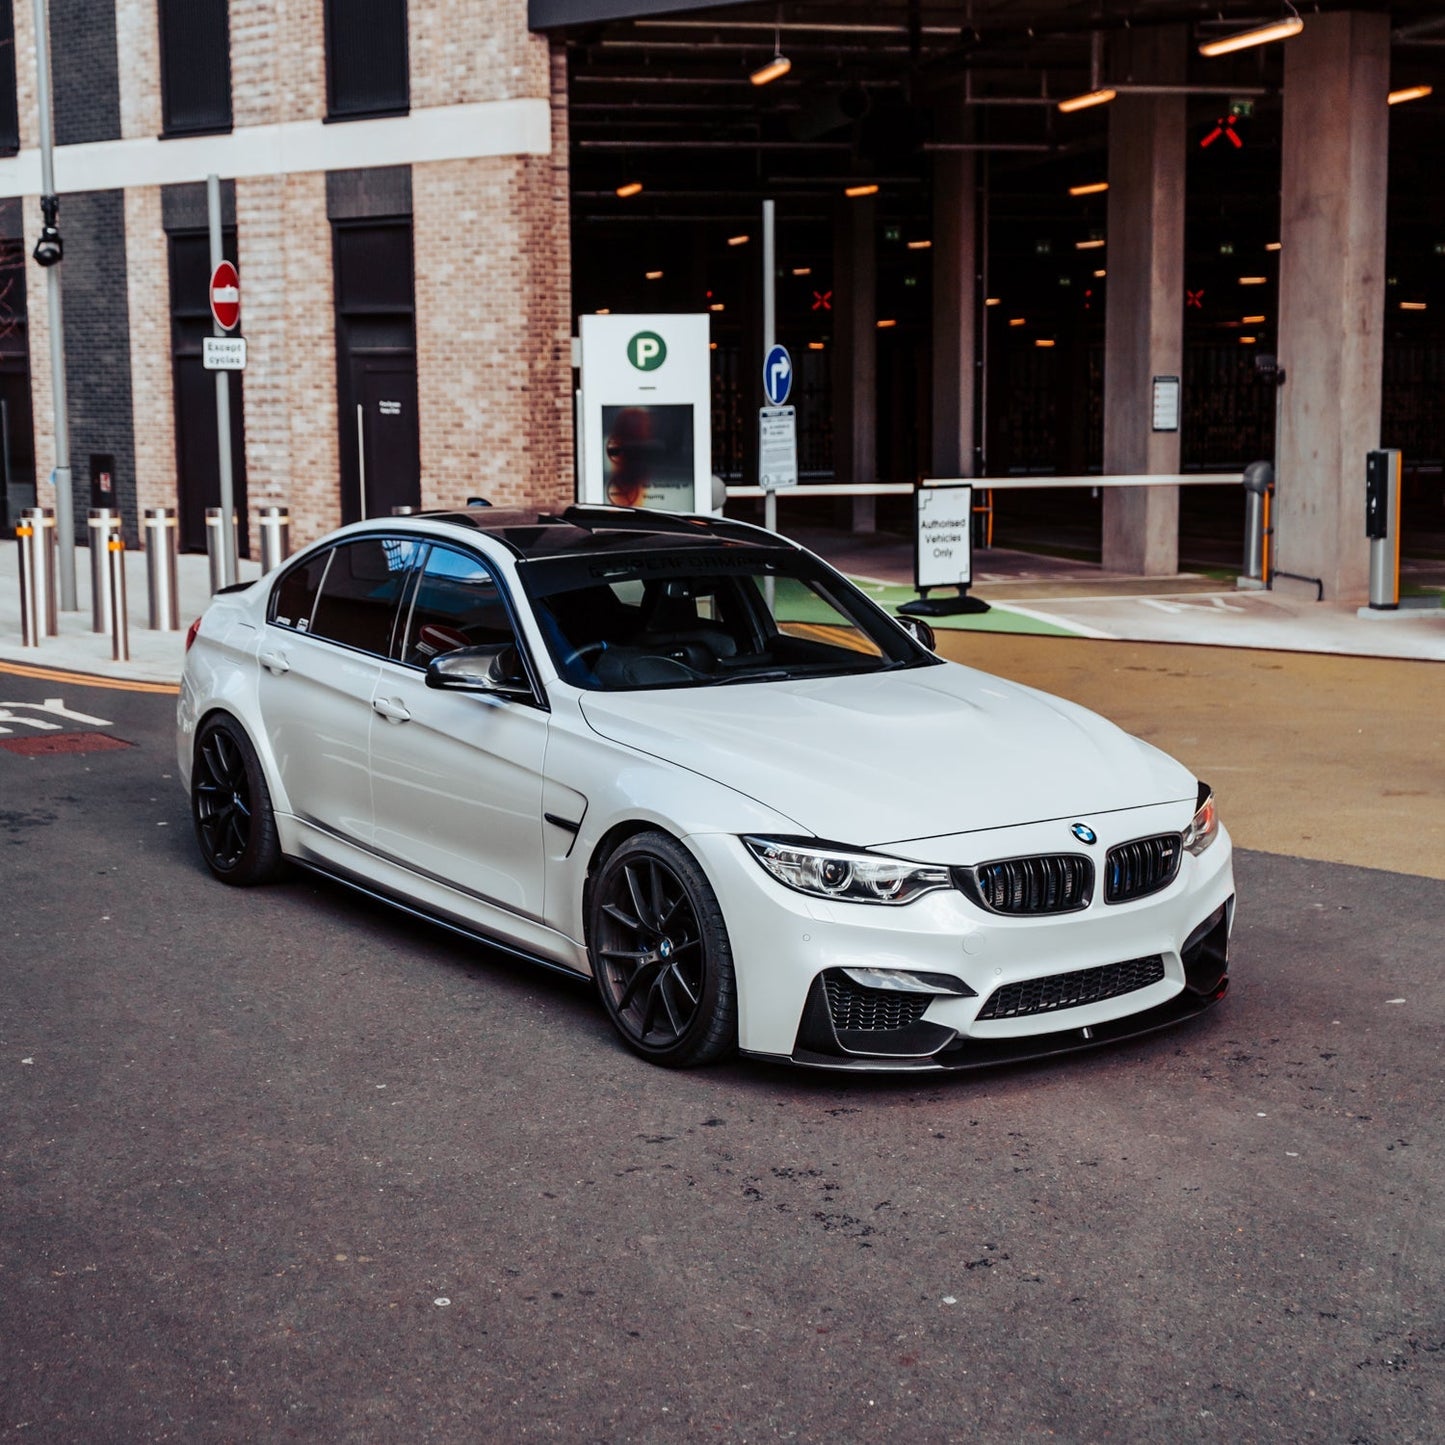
1240 461 1274 589
88 507 120 634
143 507 180 631
205 507 238 594
107 534 130 662
16 518 42 646
19 507 58 637
390 505 416 516
1366 448 1402 610
257 505 291 575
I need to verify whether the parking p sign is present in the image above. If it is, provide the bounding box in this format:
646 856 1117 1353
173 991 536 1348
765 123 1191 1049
627 331 667 371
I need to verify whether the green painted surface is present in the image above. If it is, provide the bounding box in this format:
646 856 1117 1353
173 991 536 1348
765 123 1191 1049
771 576 1078 637
843 579 1081 637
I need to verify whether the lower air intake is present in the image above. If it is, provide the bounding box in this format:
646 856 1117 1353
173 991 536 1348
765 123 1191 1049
824 975 930 1032
977 955 1166 1021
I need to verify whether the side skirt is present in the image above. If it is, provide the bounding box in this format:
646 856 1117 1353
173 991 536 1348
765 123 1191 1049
289 858 594 986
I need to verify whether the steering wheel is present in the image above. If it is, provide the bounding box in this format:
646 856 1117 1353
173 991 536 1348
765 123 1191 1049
559 639 608 673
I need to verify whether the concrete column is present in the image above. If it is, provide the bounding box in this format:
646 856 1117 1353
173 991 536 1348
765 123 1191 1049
1275 12 1389 602
931 103 977 478
1102 28 1186 576
832 195 877 528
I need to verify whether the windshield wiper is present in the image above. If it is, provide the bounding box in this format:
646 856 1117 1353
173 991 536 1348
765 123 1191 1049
711 668 795 685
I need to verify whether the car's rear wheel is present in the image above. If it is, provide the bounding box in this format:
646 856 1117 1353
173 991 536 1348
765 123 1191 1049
589 831 737 1067
191 715 283 886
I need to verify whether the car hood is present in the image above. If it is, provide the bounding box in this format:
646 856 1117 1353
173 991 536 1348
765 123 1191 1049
577 662 1196 847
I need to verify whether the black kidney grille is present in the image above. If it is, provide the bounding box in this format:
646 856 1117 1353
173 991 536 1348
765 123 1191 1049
1105 834 1183 903
960 854 1093 915
824 976 931 1032
977 955 1166 1021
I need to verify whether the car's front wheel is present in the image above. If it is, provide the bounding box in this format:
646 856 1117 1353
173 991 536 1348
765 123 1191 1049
588 831 738 1067
191 714 284 886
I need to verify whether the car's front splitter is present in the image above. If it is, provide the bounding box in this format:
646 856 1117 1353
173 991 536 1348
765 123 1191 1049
750 972 1230 1073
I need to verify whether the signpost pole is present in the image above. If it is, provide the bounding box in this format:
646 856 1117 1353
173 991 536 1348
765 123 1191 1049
207 174 237 587
32 0 76 611
762 199 777 537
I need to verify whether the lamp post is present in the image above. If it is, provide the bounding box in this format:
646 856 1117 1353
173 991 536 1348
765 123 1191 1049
31 0 76 611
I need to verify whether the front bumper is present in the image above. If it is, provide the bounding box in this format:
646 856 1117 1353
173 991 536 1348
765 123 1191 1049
687 805 1235 1070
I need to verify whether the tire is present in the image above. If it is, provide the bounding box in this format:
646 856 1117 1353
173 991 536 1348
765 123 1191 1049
191 714 284 886
588 831 738 1068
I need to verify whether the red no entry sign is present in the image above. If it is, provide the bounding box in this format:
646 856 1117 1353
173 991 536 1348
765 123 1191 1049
209 261 240 331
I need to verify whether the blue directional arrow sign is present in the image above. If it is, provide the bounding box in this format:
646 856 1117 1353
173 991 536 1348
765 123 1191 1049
763 344 793 407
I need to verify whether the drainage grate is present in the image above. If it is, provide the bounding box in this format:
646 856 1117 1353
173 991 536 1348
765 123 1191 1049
0 732 132 756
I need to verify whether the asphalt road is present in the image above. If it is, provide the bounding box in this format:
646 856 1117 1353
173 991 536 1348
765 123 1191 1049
1 667 1441 1443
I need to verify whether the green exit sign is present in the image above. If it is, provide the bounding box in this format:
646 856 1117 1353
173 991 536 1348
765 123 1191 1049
1229 98 1255 120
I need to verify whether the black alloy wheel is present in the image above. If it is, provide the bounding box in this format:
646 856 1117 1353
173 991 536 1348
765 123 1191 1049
191 715 283 886
589 831 737 1067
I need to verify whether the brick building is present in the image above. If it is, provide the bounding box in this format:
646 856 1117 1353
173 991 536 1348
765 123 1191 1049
0 0 573 552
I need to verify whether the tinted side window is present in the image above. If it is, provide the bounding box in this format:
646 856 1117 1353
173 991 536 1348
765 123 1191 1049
398 546 514 666
270 550 332 632
308 537 423 656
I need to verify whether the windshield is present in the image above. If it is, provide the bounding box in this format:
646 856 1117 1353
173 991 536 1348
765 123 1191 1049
517 545 934 691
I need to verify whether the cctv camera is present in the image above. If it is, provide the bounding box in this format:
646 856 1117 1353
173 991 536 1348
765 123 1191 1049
32 225 62 268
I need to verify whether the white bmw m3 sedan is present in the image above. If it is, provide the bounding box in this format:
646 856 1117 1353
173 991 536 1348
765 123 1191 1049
178 505 1234 1071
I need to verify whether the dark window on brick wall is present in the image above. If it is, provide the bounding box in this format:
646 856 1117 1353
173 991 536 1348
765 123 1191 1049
0 3 18 157
159 0 233 136
52 0 121 145
325 0 409 121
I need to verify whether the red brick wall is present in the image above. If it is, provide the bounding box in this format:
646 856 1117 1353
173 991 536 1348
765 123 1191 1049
236 172 340 550
412 44 573 512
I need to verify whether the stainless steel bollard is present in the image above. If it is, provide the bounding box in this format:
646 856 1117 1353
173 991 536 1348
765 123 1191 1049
107 534 130 662
143 507 180 631
16 517 42 646
205 507 238 594
20 507 58 637
88 508 120 633
1240 461 1274 588
257 506 291 574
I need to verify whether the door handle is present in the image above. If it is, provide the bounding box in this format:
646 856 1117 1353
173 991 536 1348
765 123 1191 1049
372 696 412 723
259 648 290 675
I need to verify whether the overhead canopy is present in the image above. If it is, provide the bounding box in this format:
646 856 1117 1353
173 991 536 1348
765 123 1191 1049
529 0 727 30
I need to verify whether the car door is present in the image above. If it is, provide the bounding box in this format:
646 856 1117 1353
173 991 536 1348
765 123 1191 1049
367 543 550 928
257 535 424 847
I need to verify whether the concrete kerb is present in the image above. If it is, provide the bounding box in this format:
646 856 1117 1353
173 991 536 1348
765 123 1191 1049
0 539 263 685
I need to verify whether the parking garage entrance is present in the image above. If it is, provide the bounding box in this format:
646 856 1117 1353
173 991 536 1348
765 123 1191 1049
539 1 1444 577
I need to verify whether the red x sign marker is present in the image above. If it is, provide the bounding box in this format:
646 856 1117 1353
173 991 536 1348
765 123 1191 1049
1186 289 1205 309
1200 115 1243 150
811 290 833 312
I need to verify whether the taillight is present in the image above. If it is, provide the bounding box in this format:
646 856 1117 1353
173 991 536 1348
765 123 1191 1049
184 616 203 652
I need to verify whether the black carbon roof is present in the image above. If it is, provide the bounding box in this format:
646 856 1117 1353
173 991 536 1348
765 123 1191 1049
414 505 792 560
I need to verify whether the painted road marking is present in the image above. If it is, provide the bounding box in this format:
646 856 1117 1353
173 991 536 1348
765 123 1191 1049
1138 596 1247 615
0 660 178 695
0 697 114 735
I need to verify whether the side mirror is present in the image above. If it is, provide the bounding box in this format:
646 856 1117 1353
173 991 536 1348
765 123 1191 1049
895 615 937 652
425 643 532 698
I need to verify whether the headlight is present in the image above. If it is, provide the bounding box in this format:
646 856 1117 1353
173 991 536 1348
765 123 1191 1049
743 836 952 905
1183 783 1219 856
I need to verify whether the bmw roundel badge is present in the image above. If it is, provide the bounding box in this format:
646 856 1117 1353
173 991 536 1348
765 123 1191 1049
1071 823 1097 845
